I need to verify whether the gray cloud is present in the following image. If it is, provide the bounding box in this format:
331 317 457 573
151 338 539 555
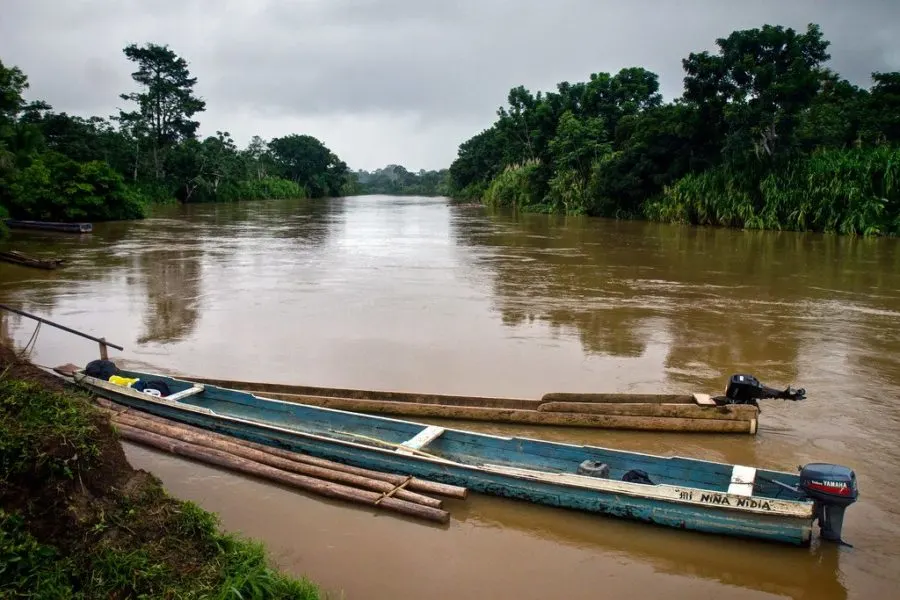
1 0 898 171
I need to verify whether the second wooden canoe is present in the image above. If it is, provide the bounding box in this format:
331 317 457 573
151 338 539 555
0 250 66 270
177 375 761 434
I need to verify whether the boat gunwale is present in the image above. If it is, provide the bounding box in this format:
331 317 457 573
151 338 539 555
177 375 708 408
74 370 814 519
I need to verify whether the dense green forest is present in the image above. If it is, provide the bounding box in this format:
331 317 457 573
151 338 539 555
448 23 900 235
350 164 450 196
0 43 353 227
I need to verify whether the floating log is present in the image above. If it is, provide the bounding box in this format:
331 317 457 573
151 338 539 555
109 409 443 508
94 398 467 499
114 423 450 524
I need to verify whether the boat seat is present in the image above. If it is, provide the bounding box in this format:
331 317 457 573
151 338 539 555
397 425 445 455
727 465 757 496
693 393 716 406
164 385 205 402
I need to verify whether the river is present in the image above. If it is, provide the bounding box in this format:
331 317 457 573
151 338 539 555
1 195 898 599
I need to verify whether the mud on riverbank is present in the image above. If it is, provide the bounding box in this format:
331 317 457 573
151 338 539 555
0 344 322 598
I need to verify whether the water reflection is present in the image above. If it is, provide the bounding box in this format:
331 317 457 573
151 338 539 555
135 247 203 344
453 496 848 600
449 207 900 393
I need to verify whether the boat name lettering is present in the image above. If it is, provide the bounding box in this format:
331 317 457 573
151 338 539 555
699 493 731 506
698 493 772 511
678 490 693 500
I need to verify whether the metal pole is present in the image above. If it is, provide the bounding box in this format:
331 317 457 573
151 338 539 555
0 303 124 352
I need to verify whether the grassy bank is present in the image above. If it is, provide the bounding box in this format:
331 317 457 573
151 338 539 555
0 345 322 599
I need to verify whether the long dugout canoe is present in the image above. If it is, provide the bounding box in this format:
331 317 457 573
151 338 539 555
178 375 760 434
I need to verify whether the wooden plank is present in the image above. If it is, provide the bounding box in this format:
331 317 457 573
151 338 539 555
693 393 716 406
161 385 205 402
728 465 757 497
397 425 445 455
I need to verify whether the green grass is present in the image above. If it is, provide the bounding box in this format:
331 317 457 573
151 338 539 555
0 373 323 599
0 379 102 483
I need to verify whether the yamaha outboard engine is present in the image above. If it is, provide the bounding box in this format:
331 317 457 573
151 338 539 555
717 374 806 407
798 463 859 544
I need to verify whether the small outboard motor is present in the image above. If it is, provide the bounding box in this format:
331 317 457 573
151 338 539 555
717 374 806 407
798 463 859 545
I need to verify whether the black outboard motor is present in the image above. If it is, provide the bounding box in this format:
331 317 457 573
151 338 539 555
717 374 806 407
798 463 859 545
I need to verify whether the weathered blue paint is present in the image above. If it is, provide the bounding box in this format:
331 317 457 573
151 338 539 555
83 370 817 546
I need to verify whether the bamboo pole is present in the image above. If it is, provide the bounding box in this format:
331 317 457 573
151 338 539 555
94 398 468 499
114 423 450 524
110 410 443 509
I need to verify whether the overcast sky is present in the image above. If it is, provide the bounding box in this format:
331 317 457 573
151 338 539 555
2 1 899 171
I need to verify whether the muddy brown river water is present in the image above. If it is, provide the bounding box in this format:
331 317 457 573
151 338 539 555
1 196 898 599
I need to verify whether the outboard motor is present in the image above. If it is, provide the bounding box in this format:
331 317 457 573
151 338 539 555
717 374 806 407
798 463 859 545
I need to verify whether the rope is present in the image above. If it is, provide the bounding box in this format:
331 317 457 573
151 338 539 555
0 321 42 381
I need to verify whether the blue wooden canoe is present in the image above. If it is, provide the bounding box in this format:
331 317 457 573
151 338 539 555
72 368 858 546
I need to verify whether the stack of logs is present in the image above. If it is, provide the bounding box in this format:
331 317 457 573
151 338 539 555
95 398 466 524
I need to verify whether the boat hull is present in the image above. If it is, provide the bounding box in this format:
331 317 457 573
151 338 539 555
5 219 92 233
179 376 759 434
75 373 814 546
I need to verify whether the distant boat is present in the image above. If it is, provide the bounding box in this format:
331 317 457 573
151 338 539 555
5 219 92 233
71 367 858 546
0 250 66 270
175 373 806 434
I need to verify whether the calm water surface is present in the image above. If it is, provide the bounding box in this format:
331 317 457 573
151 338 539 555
1 196 898 599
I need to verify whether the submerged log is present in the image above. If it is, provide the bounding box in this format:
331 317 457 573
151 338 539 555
110 410 443 509
114 423 450 524
94 398 467 499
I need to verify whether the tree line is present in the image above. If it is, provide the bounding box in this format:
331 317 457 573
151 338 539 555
0 43 355 228
351 165 450 196
448 23 900 236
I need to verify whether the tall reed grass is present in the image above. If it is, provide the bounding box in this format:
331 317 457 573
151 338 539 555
645 146 900 235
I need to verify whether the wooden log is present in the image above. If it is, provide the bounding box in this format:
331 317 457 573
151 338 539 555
114 423 450 524
538 401 758 421
111 410 443 509
93 398 468 499
235 437 467 499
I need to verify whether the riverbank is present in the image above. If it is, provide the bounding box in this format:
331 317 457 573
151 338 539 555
0 344 322 598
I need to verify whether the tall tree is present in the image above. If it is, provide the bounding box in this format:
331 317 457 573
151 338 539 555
118 43 206 180
268 134 348 198
682 23 831 166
